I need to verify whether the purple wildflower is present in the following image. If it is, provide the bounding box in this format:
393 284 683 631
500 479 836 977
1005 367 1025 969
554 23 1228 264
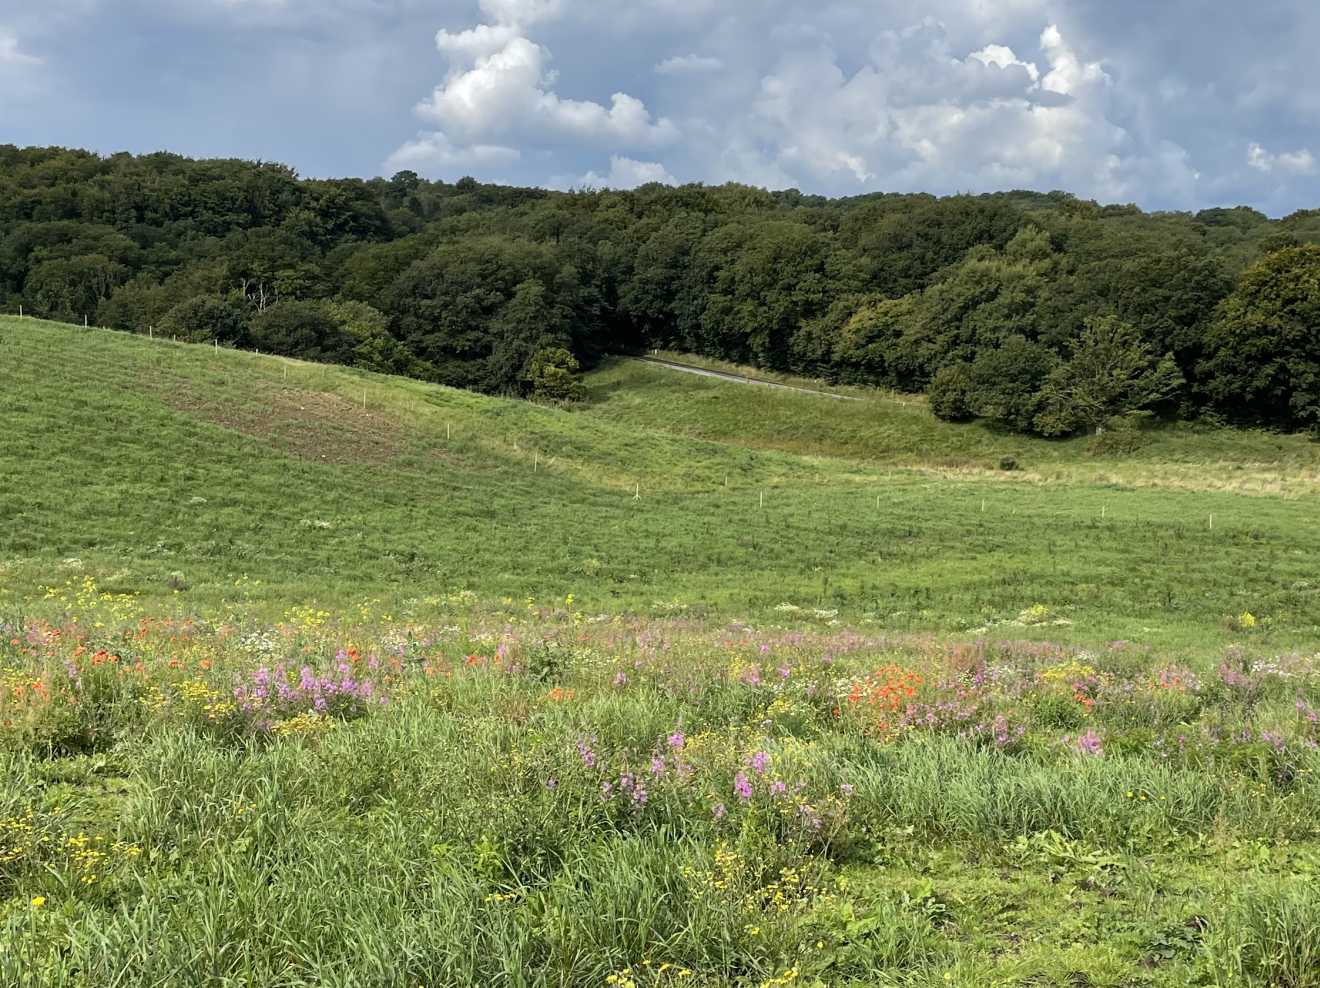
733 772 753 802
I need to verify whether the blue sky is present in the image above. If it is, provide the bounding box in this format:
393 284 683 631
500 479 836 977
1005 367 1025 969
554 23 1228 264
1 0 1317 214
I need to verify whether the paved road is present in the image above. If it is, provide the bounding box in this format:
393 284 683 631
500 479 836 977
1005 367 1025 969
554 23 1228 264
629 356 863 401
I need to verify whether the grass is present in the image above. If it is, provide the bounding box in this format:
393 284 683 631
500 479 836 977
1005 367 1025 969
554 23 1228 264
587 358 1320 494
3 597 1319 987
5 318 1320 650
4 318 1320 985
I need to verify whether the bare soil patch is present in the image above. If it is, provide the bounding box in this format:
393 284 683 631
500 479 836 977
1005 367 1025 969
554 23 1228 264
162 378 411 465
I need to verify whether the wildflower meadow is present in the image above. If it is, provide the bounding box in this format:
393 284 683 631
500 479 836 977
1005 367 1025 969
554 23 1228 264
3 581 1320 987
7 320 1320 986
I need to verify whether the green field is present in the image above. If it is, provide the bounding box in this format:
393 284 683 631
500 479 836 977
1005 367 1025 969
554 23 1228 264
4 319 1320 987
4 317 1320 649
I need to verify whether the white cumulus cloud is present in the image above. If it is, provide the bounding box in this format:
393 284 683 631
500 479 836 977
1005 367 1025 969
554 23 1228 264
386 0 677 178
701 19 1170 200
967 44 1039 84
1247 142 1318 176
416 35 678 147
1039 23 1108 96
383 132 521 176
579 154 676 188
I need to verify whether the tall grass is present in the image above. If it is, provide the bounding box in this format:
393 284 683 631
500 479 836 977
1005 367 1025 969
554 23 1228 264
1206 882 1320 987
3 598 1320 985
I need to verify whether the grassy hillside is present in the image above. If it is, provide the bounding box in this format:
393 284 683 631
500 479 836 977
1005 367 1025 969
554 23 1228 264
585 357 1320 494
4 318 1320 649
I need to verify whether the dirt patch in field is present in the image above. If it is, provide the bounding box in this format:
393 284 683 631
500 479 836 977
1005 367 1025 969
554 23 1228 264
162 378 411 465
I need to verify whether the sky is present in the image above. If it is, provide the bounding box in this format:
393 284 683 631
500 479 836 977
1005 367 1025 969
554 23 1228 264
0 0 1317 214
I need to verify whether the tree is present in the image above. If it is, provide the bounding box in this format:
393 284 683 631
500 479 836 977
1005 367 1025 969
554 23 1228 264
488 280 573 392
693 222 844 370
385 238 585 392
965 334 1056 431
528 347 586 403
1201 245 1320 429
837 194 1027 298
328 300 433 379
24 254 129 320
1033 316 1183 436
831 294 921 388
159 295 250 345
927 362 975 421
249 299 354 363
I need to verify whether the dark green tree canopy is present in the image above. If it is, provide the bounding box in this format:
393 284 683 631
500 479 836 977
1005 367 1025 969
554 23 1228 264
1202 245 1320 430
0 144 1314 436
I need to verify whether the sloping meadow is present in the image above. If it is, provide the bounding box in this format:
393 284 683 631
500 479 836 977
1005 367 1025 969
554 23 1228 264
3 589 1320 987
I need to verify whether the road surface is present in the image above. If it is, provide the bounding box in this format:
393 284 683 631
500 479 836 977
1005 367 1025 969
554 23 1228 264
629 356 863 401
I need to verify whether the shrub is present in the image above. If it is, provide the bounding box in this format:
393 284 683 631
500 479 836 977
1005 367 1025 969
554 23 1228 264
1032 691 1086 730
249 299 355 364
927 363 974 422
998 456 1019 471
528 347 586 404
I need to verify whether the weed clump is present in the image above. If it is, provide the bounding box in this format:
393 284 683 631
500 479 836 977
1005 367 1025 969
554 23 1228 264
1207 882 1320 987
1087 431 1152 457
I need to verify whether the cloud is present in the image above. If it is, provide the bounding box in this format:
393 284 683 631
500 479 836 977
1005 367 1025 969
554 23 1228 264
967 44 1039 84
1038 23 1108 96
1247 142 1317 177
477 0 565 27
434 23 523 62
0 25 39 68
383 132 521 177
386 0 677 176
701 20 1172 200
7 0 1320 213
655 54 723 75
579 154 676 188
416 35 678 147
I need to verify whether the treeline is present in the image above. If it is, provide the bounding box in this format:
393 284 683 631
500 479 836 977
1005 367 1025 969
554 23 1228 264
3 144 1320 434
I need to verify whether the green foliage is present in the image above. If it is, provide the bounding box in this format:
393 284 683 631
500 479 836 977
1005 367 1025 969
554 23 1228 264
926 363 975 422
1 145 1309 432
24 254 128 321
386 238 581 392
249 299 355 364
328 299 433 378
1203 244 1320 430
528 346 587 403
964 334 1056 431
159 294 249 345
1034 316 1183 436
1206 882 1320 986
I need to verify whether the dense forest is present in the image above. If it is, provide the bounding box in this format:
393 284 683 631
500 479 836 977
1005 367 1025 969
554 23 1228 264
4 145 1320 435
